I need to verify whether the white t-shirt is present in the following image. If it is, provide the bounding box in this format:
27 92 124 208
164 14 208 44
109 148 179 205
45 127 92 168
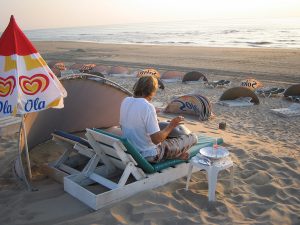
120 97 160 157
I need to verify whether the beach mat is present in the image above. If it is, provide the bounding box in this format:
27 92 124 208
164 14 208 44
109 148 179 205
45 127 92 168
218 97 254 107
270 103 300 117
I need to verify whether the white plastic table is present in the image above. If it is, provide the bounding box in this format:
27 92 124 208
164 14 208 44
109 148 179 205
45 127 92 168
185 155 234 201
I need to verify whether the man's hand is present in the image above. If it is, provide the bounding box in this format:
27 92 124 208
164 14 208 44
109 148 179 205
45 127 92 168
169 116 184 128
150 116 185 145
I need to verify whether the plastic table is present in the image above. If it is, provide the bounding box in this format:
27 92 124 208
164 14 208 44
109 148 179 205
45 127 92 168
185 155 234 201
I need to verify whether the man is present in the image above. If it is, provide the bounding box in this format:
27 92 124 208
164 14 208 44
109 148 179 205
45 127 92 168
120 75 197 163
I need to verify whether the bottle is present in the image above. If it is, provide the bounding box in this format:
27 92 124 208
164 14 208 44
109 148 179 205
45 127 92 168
213 138 218 157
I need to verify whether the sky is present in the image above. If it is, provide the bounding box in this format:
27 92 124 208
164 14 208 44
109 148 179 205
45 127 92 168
0 0 300 31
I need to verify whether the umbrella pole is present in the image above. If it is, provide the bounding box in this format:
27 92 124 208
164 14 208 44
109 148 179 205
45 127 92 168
21 115 32 180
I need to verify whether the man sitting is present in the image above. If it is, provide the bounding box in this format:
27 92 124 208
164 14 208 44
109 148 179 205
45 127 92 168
120 76 197 163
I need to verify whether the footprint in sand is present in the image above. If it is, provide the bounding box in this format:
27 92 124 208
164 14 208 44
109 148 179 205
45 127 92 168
240 202 271 220
254 183 278 198
247 140 258 145
243 160 269 171
243 170 272 185
256 155 282 164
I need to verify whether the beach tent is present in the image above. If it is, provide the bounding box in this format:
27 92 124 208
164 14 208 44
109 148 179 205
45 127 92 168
91 65 110 75
48 62 66 77
240 78 263 90
79 64 96 73
136 68 165 89
69 63 84 70
182 71 208 83
69 63 96 73
164 94 212 121
161 71 184 81
48 62 66 71
14 74 131 185
283 84 300 97
219 87 260 104
49 67 61 77
109 66 129 75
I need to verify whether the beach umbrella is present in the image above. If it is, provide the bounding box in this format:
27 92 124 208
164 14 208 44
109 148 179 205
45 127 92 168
137 68 161 78
0 16 67 182
240 78 263 90
137 68 164 89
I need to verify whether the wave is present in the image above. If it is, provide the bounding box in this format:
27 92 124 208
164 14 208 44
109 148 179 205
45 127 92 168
246 41 273 45
223 30 239 34
23 18 300 49
132 41 196 45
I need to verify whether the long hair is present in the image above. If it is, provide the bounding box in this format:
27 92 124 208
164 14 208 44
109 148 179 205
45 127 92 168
133 75 158 97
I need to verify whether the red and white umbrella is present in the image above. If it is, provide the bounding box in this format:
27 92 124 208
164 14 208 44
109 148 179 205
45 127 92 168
0 16 67 181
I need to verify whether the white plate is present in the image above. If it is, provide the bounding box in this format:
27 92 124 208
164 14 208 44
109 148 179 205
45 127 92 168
199 146 229 159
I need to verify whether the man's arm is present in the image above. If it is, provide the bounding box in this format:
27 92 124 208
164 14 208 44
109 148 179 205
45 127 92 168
150 116 184 145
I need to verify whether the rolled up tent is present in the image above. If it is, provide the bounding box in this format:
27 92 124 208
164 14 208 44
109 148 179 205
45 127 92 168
220 86 260 104
182 71 208 83
92 65 110 75
164 94 212 121
109 66 129 75
283 84 300 97
240 78 263 90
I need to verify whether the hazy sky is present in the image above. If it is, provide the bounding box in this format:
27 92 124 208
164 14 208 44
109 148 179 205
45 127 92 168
1 0 300 30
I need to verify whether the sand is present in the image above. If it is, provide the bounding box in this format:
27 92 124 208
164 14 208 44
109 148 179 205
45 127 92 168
0 42 300 225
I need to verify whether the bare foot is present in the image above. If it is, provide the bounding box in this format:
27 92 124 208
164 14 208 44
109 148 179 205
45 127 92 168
179 152 189 160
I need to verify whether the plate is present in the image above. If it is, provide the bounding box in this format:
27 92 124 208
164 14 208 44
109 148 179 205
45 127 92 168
199 146 229 159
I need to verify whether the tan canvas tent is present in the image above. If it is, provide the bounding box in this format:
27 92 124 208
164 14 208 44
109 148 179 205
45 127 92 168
91 65 110 75
161 71 184 80
182 71 208 83
220 87 260 104
240 78 263 90
69 63 84 70
14 74 131 184
136 69 165 89
164 94 212 121
284 84 300 97
137 68 160 78
109 66 129 75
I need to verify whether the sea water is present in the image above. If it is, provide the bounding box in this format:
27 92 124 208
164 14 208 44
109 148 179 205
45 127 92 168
22 17 300 49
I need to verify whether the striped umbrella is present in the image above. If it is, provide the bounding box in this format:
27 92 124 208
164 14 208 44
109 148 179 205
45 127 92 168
0 16 67 186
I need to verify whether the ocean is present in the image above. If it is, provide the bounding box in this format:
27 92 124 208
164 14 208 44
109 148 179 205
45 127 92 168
24 18 300 49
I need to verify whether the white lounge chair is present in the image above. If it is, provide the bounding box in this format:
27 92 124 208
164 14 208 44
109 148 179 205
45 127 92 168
46 130 96 183
64 128 224 210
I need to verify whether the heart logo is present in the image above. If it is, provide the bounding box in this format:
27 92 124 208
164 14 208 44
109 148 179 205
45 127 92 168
0 76 16 97
19 74 49 95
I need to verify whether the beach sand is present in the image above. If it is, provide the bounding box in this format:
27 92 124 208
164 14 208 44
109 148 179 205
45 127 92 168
0 42 300 225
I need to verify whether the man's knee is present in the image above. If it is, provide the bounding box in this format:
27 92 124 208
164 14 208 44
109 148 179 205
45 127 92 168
186 133 198 145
